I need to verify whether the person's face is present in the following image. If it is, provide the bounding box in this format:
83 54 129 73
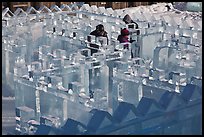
99 27 104 31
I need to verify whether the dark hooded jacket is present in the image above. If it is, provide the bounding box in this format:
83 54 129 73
89 24 108 55
123 14 138 29
123 14 140 36
90 24 108 38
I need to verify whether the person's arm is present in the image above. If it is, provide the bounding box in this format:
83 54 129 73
90 31 94 35
90 30 97 36
131 20 139 29
117 35 120 43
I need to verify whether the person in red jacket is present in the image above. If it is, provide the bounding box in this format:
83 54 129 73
117 28 130 49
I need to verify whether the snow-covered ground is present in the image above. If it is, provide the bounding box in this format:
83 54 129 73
120 2 202 20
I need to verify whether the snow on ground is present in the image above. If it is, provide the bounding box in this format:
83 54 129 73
120 2 202 21
122 2 171 14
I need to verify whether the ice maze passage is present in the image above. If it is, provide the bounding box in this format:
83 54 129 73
2 3 202 135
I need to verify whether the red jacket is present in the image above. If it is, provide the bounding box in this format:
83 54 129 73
117 35 129 49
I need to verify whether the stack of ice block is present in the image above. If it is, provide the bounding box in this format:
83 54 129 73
2 3 202 135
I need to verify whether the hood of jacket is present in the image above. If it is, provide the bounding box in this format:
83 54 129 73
123 14 132 24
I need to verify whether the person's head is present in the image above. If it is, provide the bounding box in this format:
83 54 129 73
121 28 129 36
96 24 104 31
165 4 171 11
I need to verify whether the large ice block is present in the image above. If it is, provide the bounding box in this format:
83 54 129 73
2 3 202 135
16 106 35 122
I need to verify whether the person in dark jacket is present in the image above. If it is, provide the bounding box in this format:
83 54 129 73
89 24 108 55
90 24 108 38
123 14 140 36
123 14 138 28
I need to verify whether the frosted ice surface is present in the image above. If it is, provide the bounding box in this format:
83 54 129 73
172 16 182 26
2 2 202 135
68 81 83 94
90 5 98 13
60 4 72 12
197 20 202 30
50 5 61 12
14 8 27 16
2 7 15 18
112 102 137 123
162 15 172 25
106 8 114 16
97 7 106 15
16 106 35 122
26 6 40 14
80 4 91 12
40 115 61 128
38 6 52 13
143 12 154 22
180 84 202 102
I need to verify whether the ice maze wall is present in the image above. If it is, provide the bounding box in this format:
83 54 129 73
2 3 202 135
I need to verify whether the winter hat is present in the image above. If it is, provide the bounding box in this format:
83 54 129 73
96 24 104 31
121 28 129 36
